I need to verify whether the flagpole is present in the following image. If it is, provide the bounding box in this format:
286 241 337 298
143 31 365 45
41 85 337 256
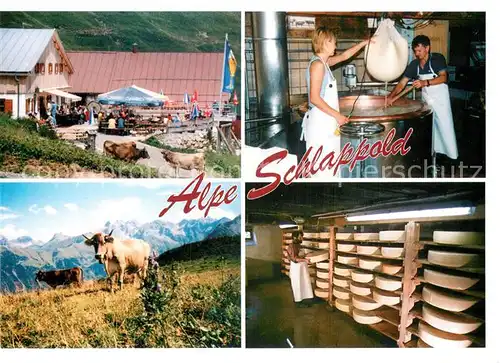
219 33 228 118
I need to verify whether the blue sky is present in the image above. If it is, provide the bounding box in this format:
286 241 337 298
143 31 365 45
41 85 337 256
0 181 241 242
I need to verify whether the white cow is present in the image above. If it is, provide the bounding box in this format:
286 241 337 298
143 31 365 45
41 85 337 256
83 230 151 292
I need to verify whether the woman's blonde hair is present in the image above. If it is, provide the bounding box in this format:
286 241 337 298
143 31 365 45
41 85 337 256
312 26 336 54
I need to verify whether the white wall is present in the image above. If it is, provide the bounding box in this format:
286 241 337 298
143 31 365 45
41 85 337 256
246 225 284 283
0 93 29 118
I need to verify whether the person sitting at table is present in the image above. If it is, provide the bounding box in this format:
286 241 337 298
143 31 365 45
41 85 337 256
108 116 116 129
117 117 125 129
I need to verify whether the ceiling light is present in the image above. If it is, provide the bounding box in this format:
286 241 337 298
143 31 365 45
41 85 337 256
346 206 474 222
279 223 298 229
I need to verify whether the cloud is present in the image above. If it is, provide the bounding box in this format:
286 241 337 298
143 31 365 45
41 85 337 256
0 213 21 221
159 202 237 223
64 203 79 212
0 224 29 240
28 204 57 215
0 206 9 211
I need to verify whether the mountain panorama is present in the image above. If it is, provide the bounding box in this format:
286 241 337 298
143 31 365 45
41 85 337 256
0 215 241 292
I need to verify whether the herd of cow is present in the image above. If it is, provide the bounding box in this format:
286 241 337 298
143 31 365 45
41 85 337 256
103 140 205 176
35 230 156 293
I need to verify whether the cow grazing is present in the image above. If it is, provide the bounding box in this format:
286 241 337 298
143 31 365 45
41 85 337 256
161 149 205 177
103 141 150 163
35 267 84 289
82 230 151 292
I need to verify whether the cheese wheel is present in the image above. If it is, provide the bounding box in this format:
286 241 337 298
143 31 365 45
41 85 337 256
333 275 350 288
418 321 472 348
315 287 329 299
285 264 290 270
334 265 351 277
284 270 290 276
433 231 485 246
283 258 290 264
354 233 379 241
338 255 358 265
352 308 383 325
352 295 382 311
301 240 315 247
357 246 380 255
318 242 330 249
422 285 479 312
422 304 483 334
379 230 406 242
423 269 480 291
303 248 314 255
359 258 382 270
335 298 352 313
316 278 330 289
304 232 318 239
333 286 351 300
306 250 329 263
373 288 400 305
428 250 482 268
319 232 330 239
351 270 374 283
284 239 293 244
381 264 403 275
336 233 353 240
316 262 330 270
374 276 402 291
338 243 356 252
316 269 330 280
381 247 404 258
350 281 371 296
283 233 292 238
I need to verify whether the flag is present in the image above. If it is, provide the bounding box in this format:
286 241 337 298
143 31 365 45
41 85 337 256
232 92 239 105
192 90 198 103
221 34 237 94
183 91 190 105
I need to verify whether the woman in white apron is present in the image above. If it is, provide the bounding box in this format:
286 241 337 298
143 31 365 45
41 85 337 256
301 27 372 178
286 231 313 305
417 56 458 160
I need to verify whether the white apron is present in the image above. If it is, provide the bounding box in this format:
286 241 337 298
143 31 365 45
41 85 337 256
289 261 314 302
418 56 458 159
300 57 341 178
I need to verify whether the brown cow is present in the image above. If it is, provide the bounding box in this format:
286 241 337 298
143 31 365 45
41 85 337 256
35 267 84 288
103 141 150 163
161 149 204 177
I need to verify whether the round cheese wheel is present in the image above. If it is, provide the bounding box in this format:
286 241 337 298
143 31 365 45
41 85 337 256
306 250 329 263
338 243 356 252
423 269 480 291
381 264 403 275
317 242 330 249
333 286 351 300
374 276 402 291
336 233 353 240
352 308 383 325
351 270 374 283
373 288 400 305
422 285 479 312
428 250 482 268
316 262 330 270
284 239 293 244
338 255 358 265
283 258 290 264
359 258 382 270
354 233 379 241
418 321 472 348
381 247 404 258
333 275 350 288
379 230 406 242
304 232 318 239
319 232 330 239
316 278 330 289
357 246 380 255
316 269 330 280
352 295 382 311
334 265 351 277
335 298 352 313
284 270 290 276
303 248 314 255
350 281 371 296
315 287 329 299
285 264 290 270
422 304 483 334
433 231 485 246
301 240 315 247
283 233 292 238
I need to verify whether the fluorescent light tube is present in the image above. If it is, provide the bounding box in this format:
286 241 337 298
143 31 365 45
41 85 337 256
279 223 298 229
346 207 474 222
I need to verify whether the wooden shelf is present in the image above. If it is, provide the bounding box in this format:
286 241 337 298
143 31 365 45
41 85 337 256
420 241 485 252
335 261 404 279
418 259 485 275
337 239 405 246
407 321 485 347
335 284 402 312
337 250 405 262
417 277 485 299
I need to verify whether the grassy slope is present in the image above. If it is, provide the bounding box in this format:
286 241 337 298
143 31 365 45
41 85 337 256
0 257 240 348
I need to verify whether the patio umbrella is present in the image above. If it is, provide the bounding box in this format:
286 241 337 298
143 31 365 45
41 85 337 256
183 91 190 105
190 102 200 120
97 85 164 107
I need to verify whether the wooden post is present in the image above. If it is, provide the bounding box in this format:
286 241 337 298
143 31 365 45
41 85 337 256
398 221 421 347
327 225 336 307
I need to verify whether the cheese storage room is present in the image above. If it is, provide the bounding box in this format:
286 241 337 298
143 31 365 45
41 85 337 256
245 182 485 348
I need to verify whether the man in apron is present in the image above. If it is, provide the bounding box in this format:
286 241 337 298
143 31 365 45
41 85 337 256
286 230 314 307
388 35 458 173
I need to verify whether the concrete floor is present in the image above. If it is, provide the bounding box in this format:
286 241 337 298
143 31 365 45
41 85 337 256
246 278 396 348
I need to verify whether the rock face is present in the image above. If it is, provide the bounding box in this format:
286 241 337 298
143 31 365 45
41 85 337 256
158 130 215 151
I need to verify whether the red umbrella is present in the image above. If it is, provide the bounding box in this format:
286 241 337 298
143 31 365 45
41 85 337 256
192 90 198 103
